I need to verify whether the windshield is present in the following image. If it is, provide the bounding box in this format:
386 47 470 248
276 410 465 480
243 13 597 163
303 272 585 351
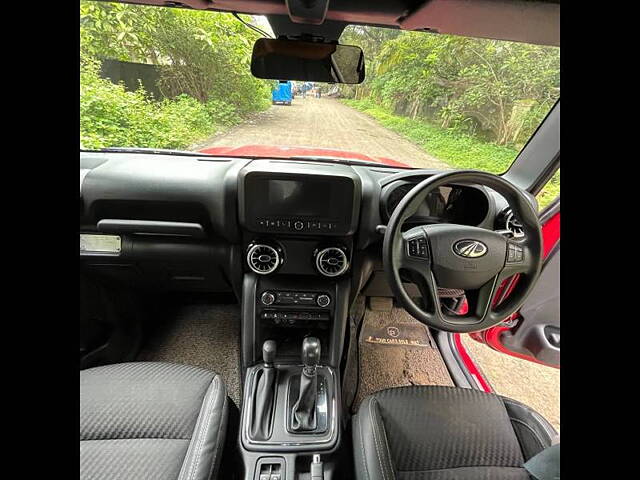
80 1 559 175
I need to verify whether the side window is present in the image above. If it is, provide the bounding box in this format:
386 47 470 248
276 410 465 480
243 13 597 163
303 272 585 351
536 168 560 211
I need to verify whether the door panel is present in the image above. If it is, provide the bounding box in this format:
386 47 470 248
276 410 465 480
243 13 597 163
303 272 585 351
501 245 559 366
472 203 560 368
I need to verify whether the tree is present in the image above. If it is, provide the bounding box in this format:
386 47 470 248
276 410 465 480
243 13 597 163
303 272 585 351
80 1 269 109
339 27 560 145
80 1 271 150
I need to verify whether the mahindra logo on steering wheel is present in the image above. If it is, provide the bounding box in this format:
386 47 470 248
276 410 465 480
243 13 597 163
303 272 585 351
453 239 488 258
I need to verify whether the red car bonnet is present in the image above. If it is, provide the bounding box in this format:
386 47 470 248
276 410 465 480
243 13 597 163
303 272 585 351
199 145 409 168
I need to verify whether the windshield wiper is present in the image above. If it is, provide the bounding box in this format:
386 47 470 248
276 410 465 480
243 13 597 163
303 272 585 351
85 147 220 157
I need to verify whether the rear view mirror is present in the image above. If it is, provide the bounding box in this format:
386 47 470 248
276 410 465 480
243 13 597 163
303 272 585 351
251 38 365 84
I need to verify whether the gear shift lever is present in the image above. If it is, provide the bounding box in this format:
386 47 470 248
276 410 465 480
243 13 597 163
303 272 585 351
302 336 321 374
292 337 320 431
262 339 276 367
250 340 277 440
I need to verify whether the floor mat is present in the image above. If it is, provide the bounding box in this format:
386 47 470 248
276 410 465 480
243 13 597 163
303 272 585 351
363 316 433 347
353 306 454 412
137 303 242 408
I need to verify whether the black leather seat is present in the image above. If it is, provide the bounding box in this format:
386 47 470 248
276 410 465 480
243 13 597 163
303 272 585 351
353 386 557 480
80 362 228 480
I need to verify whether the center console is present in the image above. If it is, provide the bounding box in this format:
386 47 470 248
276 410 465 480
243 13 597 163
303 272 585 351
236 161 362 479
241 338 339 451
244 274 350 365
238 161 361 368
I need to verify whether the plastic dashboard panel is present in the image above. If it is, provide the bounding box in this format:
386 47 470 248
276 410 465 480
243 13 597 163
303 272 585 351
80 152 250 243
79 152 534 295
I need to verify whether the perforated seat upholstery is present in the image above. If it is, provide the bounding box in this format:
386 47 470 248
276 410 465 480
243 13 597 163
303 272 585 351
80 362 228 480
352 385 556 480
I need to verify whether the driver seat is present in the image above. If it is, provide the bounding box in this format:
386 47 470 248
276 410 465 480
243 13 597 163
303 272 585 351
353 386 557 480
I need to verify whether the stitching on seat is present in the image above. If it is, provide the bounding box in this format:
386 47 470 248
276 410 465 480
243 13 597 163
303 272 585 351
80 438 191 442
357 409 371 480
209 378 227 479
369 397 390 480
501 398 555 440
372 398 390 480
509 417 546 452
187 375 218 480
368 397 386 480
530 410 557 440
499 396 550 459
374 398 396 480
367 398 386 480
376 400 396 480
396 466 527 473
185 374 220 480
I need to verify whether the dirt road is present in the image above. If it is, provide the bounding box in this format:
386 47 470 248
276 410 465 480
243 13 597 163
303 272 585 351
196 97 449 169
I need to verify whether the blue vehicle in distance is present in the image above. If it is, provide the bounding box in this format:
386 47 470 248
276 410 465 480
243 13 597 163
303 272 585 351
272 80 293 105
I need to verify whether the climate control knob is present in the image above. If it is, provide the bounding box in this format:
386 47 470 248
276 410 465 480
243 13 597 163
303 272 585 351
261 291 276 306
316 294 331 307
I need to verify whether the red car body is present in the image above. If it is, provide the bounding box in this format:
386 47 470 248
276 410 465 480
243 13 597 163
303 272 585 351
199 145 410 168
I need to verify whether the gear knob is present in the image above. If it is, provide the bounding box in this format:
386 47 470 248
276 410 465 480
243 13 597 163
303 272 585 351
301 337 321 369
262 340 276 366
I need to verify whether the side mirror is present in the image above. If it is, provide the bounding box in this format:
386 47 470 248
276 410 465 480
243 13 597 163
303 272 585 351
251 38 365 84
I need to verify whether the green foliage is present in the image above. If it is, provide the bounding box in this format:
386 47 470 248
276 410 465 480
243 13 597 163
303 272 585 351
80 1 270 149
345 98 560 209
80 59 241 150
340 28 559 147
340 27 560 205
536 169 560 211
80 1 148 61
343 99 517 173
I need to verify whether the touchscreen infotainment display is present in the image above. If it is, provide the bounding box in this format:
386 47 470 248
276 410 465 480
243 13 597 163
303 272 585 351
243 172 357 234
265 179 331 217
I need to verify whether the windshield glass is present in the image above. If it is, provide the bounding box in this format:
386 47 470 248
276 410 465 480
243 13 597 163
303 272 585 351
80 1 559 175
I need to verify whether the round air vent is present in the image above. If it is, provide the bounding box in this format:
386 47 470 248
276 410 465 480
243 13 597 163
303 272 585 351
315 247 349 277
247 244 281 275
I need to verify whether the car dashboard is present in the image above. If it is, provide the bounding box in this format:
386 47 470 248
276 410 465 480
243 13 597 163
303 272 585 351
79 151 532 296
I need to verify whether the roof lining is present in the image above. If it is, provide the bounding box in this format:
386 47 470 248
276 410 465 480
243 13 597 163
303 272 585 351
98 0 560 46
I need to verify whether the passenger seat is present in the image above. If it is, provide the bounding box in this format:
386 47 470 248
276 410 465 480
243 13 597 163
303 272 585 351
80 362 228 480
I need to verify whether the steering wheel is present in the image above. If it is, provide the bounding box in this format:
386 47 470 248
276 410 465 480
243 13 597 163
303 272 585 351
382 170 543 333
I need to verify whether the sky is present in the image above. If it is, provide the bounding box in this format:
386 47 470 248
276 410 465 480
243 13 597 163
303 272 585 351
251 15 274 37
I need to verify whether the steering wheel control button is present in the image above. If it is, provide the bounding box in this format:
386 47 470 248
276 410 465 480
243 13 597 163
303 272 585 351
417 238 428 257
507 243 524 264
407 236 428 258
316 294 331 307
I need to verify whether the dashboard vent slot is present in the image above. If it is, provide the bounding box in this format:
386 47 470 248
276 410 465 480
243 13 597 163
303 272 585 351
247 244 281 275
316 247 349 277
